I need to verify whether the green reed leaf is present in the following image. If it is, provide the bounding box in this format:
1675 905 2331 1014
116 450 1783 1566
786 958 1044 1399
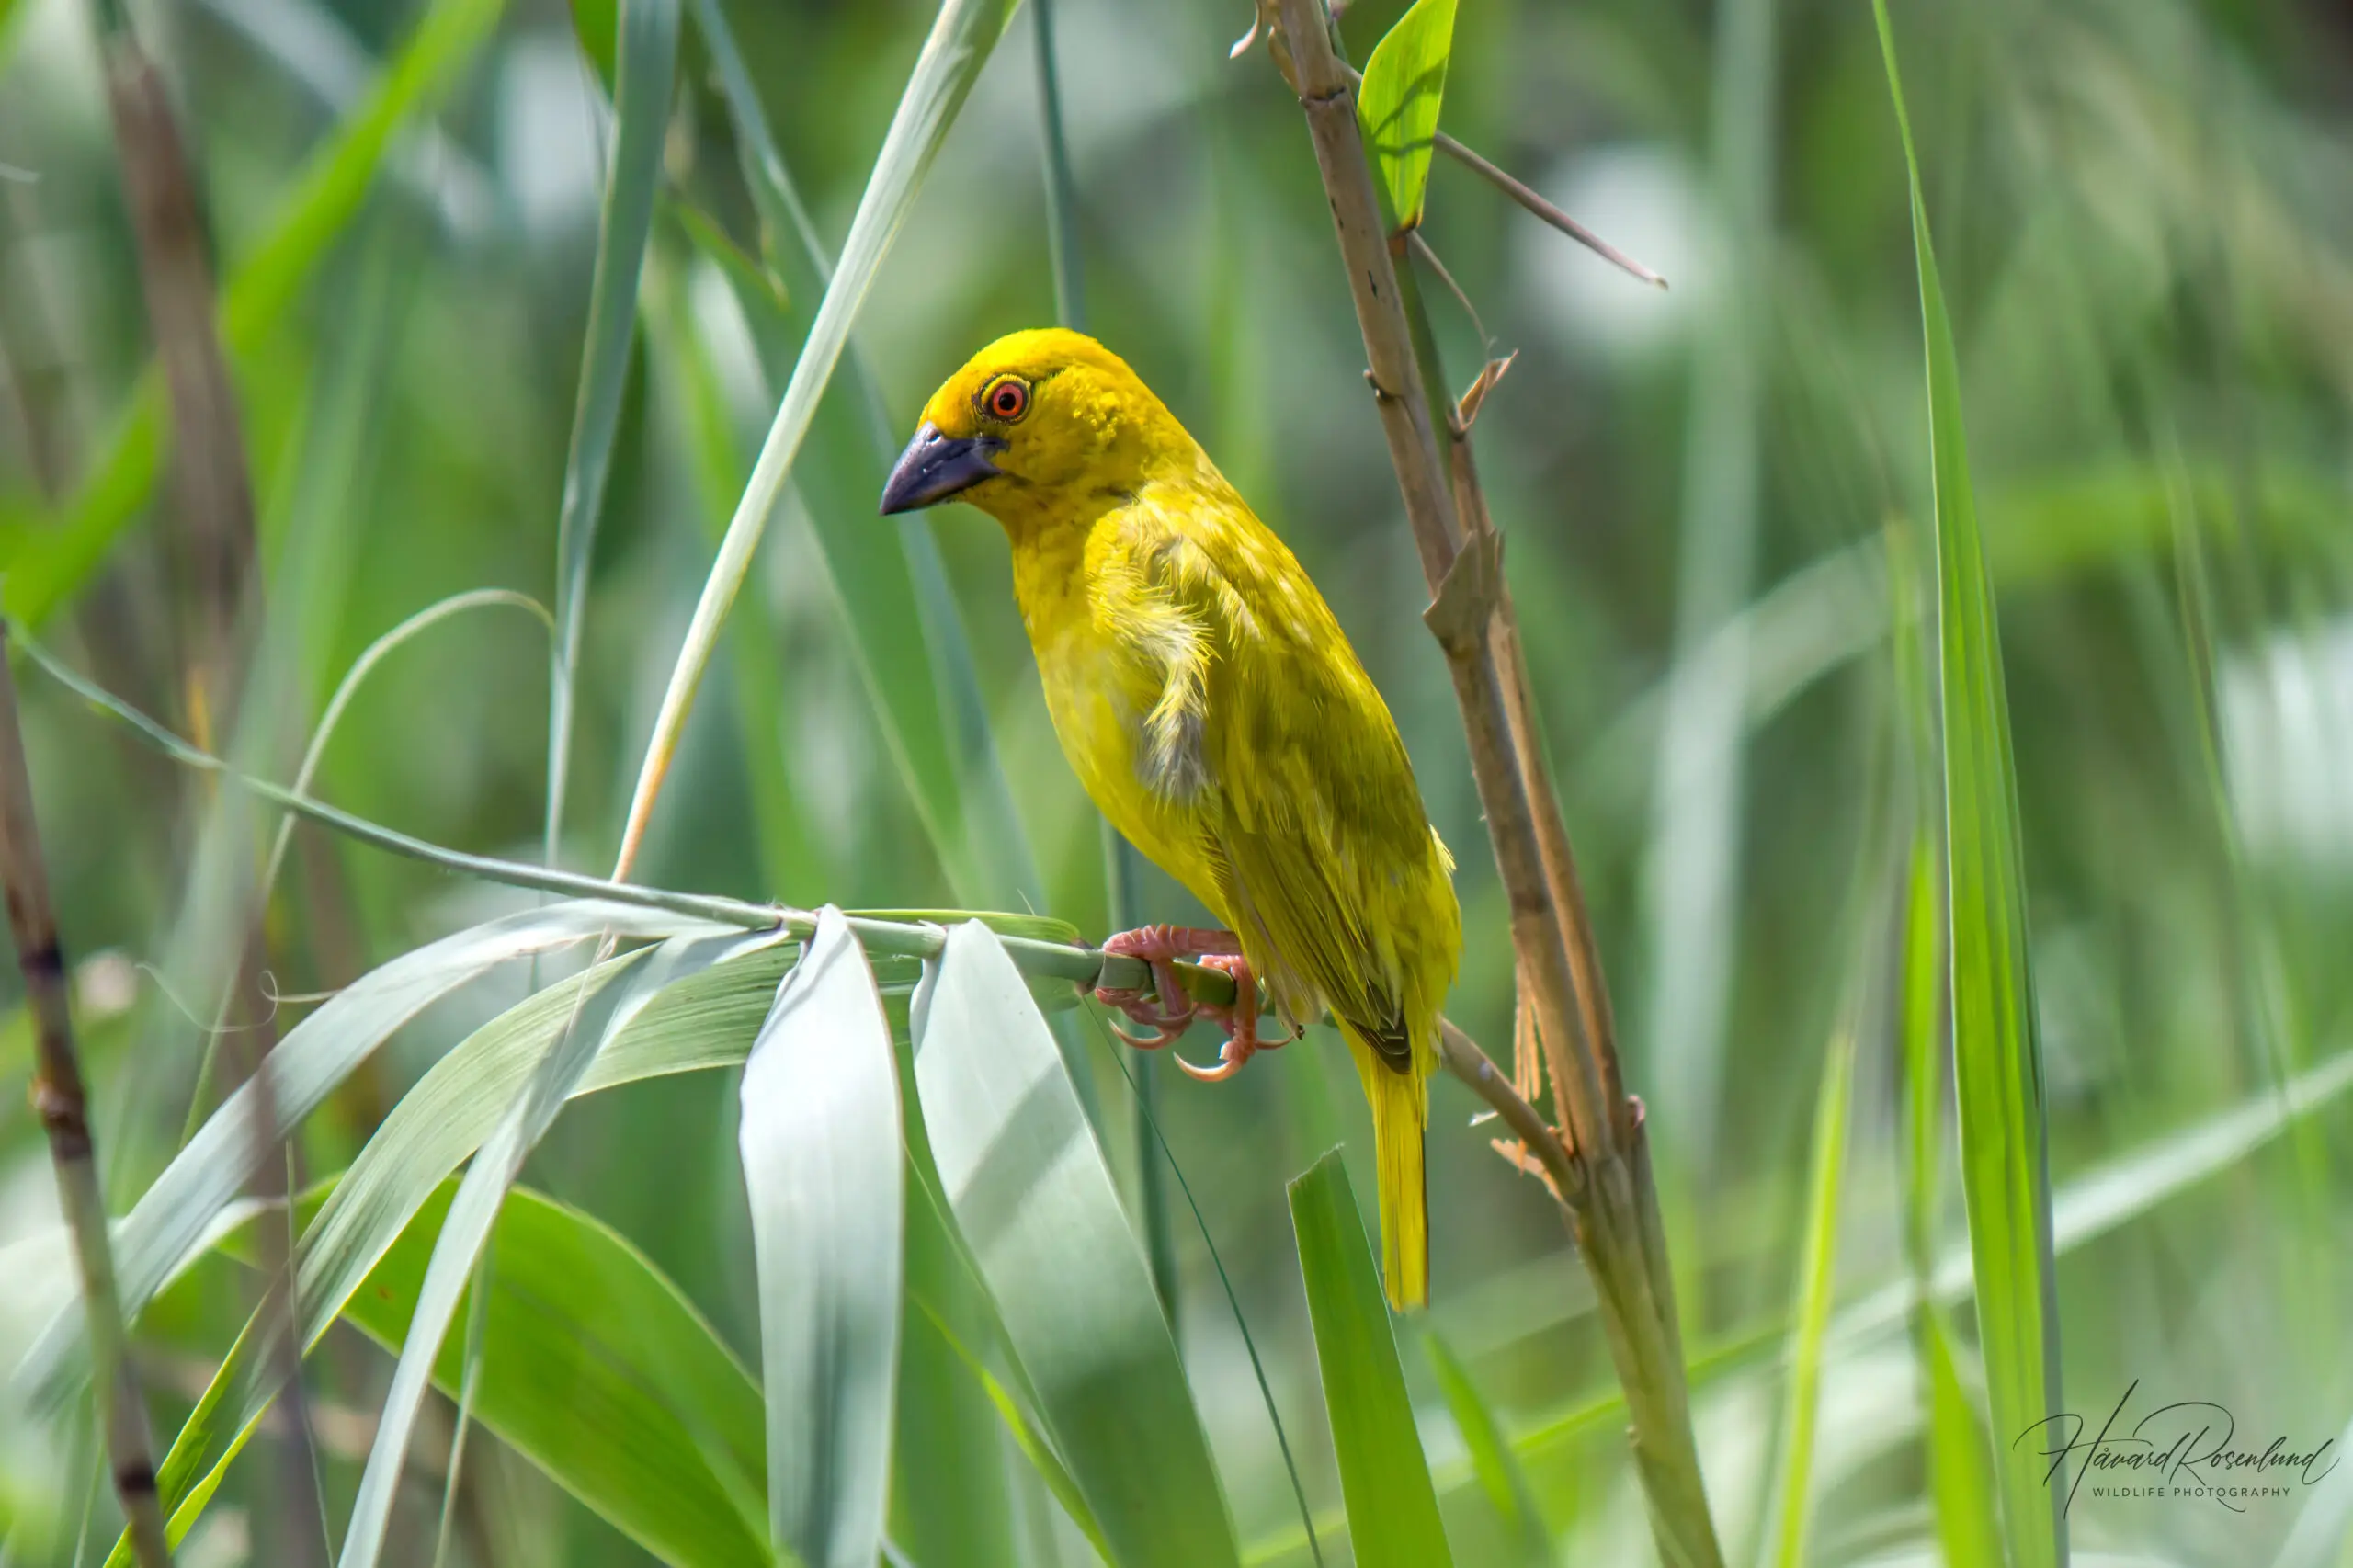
1357 0 1457 230
1289 1151 1453 1568
1875 10 2067 1560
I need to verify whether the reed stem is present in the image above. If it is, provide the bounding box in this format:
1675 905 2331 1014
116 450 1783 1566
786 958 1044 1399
1265 3 1726 1560
0 625 173 1567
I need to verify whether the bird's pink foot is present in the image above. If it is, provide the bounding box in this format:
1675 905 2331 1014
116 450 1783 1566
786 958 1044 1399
1095 926 1243 1050
1094 926 1294 1079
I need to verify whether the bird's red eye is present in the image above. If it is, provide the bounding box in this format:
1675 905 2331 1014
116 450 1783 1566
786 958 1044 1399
985 379 1030 422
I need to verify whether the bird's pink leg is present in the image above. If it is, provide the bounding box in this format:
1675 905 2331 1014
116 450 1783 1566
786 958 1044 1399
1093 925 1245 1052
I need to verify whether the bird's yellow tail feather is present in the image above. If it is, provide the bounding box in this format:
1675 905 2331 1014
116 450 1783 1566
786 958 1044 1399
1345 1027 1429 1310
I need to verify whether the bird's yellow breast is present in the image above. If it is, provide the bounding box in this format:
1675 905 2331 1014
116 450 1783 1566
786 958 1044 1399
1013 508 1229 913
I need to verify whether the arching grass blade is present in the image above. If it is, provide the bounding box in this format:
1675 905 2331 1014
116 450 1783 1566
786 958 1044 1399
611 0 1022 880
1288 1151 1453 1568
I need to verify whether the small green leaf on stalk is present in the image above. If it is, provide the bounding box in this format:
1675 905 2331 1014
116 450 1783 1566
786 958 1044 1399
1288 1151 1453 1568
1357 0 1457 230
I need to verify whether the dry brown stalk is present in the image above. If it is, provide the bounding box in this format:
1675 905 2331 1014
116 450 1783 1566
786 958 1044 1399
94 17 326 1558
1265 2 1726 1561
0 626 174 1567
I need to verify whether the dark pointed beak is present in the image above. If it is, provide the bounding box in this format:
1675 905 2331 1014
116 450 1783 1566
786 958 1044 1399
879 423 1003 515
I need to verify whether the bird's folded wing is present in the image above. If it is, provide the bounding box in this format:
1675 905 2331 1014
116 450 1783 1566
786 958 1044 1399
1105 508 1433 1042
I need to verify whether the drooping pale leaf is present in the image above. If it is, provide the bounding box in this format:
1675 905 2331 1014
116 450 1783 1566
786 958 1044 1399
210 1180 770 1568
115 931 841 1564
1288 1151 1453 1568
913 920 1239 1568
1356 0 1457 230
896 1165 1029 1567
1422 1332 1547 1567
335 933 670 1568
290 928 785 1352
907 1288 1109 1561
1763 1027 1856 1568
1869 7 2066 1565
544 0 682 865
740 906 904 1568
5 0 507 625
112 935 734 1568
302 944 638 1348
15 899 697 1411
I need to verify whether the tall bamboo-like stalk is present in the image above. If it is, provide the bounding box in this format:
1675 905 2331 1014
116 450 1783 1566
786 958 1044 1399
0 628 172 1568
1265 2 1726 1562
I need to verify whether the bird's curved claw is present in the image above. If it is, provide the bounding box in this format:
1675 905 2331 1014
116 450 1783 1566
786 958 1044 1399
1176 1036 1256 1083
1174 954 1265 1083
1114 1017 1193 1051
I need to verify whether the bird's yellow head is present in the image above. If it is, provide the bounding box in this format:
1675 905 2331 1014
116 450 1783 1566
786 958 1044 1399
878 328 1196 533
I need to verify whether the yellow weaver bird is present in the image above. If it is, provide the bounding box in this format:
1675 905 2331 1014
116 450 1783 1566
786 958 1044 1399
881 328 1461 1309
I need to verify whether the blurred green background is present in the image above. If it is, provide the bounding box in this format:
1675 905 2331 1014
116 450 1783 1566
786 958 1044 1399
1 0 2350 1561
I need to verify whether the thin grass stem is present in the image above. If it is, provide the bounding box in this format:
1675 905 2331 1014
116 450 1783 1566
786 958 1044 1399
1431 130 1666 289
